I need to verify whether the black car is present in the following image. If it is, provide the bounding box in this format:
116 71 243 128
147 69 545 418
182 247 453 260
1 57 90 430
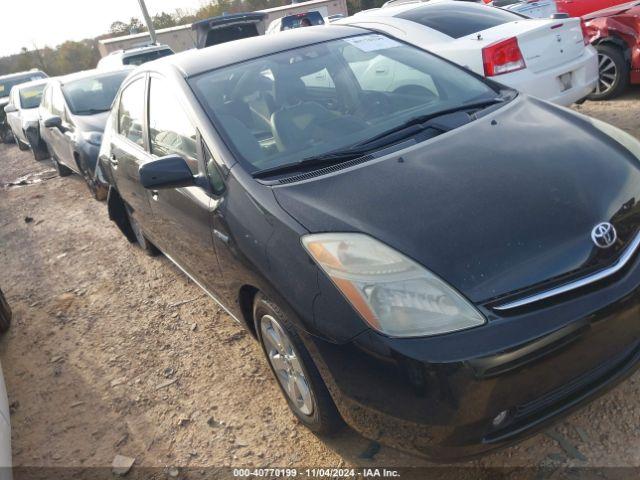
0 289 10 334
100 26 640 459
39 68 132 199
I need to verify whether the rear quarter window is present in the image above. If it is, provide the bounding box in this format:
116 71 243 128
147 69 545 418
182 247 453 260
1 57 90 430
396 5 523 39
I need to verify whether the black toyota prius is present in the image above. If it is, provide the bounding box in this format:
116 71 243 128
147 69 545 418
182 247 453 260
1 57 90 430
99 25 640 459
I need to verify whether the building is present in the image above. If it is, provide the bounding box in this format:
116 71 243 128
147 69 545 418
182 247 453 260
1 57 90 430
98 0 349 57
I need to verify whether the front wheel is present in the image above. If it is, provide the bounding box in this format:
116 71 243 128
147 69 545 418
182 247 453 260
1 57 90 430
254 293 342 434
588 44 629 101
52 156 72 177
14 132 29 151
125 207 159 256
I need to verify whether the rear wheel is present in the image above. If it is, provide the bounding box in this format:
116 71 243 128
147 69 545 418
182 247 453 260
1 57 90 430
125 207 159 256
14 132 29 151
254 293 342 434
588 44 629 101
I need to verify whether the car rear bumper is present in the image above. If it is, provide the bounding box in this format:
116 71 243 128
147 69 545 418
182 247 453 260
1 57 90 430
502 46 598 106
305 242 640 460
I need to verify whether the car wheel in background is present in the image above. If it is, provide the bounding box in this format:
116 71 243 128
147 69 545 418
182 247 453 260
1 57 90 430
0 128 14 144
13 132 29 152
52 156 72 177
254 293 342 435
0 289 12 334
588 44 629 101
125 207 159 256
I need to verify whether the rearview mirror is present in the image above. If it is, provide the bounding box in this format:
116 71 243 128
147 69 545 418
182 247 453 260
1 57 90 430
44 115 62 129
3 105 16 114
139 155 195 190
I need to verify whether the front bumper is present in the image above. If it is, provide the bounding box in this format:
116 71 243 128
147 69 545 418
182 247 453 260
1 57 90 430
305 243 640 460
503 46 598 106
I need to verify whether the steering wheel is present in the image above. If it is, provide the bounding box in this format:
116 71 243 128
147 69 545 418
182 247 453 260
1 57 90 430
355 91 394 119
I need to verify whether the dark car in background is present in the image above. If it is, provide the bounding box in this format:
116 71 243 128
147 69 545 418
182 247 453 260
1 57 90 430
39 68 132 199
0 70 47 144
100 26 640 459
584 1 640 100
4 78 50 159
0 289 10 334
192 12 267 48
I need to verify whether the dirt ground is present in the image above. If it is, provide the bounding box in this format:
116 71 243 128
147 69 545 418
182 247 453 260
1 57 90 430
1 88 640 477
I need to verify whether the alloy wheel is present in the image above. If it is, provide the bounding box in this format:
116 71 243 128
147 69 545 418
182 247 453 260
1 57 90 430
596 52 618 96
260 314 315 416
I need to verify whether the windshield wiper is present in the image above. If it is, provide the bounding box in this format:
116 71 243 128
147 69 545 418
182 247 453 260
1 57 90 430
252 97 506 179
74 108 109 115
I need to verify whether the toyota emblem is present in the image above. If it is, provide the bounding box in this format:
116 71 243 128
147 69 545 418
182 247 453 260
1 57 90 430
591 222 617 249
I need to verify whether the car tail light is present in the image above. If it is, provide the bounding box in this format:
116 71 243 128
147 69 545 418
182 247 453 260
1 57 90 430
580 19 591 46
482 37 526 77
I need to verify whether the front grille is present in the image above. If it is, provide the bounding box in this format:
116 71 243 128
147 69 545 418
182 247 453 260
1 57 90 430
514 341 638 420
485 340 640 443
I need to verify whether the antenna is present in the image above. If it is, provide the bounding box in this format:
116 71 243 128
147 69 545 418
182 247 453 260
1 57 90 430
137 0 158 45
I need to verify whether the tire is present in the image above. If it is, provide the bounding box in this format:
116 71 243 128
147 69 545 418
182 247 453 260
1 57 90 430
588 44 629 101
254 293 342 435
52 156 72 177
125 207 159 256
0 127 14 144
0 289 12 334
14 132 29 151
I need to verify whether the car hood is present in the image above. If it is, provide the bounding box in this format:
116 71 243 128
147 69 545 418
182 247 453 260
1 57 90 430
72 111 109 134
583 1 640 19
272 97 640 304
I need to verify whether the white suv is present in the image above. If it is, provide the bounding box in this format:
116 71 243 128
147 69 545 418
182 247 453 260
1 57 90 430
97 44 174 70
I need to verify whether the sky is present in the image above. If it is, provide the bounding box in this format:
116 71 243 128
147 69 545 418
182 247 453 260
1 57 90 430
1 0 207 57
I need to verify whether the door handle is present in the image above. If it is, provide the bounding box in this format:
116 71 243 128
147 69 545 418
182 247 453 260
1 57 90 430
109 154 119 167
151 190 159 201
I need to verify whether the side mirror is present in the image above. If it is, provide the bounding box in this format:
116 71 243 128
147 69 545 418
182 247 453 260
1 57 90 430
139 155 195 190
3 105 16 114
44 115 62 129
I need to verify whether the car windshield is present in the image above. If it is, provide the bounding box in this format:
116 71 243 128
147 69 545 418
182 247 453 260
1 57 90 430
123 49 174 66
189 34 501 174
62 70 130 115
19 84 46 109
0 73 46 99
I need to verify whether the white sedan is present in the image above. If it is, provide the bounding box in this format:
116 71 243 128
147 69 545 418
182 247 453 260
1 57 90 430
337 1 598 105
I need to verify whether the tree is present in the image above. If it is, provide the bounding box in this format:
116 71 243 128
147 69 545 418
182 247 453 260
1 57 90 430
109 21 129 35
152 11 178 30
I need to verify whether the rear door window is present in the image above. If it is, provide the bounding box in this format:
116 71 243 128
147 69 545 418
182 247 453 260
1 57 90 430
148 77 199 173
117 78 146 148
396 4 522 39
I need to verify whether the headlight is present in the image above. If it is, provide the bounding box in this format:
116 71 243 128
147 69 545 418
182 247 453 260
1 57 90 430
589 116 640 159
302 233 485 337
81 131 103 147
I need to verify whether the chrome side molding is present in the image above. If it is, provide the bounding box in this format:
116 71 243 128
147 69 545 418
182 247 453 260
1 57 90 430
494 231 640 311
162 250 242 324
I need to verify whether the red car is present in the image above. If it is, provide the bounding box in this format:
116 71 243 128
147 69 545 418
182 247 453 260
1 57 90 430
583 1 640 99
484 0 630 16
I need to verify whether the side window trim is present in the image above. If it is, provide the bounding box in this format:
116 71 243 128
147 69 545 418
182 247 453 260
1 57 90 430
116 73 149 152
147 73 201 170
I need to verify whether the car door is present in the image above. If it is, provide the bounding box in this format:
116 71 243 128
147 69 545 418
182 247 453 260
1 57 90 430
6 89 20 139
109 75 155 230
145 75 226 296
47 85 72 167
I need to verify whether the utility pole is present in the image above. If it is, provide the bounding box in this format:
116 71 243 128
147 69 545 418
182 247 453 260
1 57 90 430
137 0 158 45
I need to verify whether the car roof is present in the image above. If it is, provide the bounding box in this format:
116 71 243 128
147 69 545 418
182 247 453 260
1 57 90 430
354 0 488 17
56 67 134 85
0 70 46 81
15 78 49 90
150 24 369 78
